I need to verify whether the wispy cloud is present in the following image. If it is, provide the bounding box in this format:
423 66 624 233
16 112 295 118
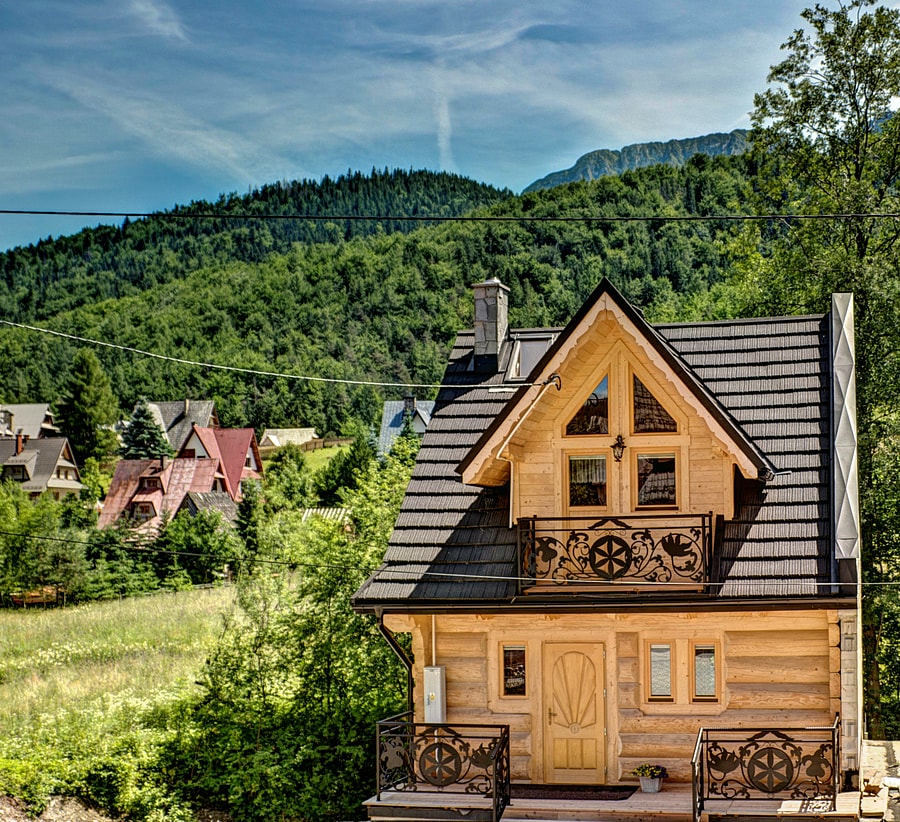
37 66 283 182
126 0 188 42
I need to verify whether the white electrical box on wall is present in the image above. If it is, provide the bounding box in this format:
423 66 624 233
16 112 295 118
423 665 446 723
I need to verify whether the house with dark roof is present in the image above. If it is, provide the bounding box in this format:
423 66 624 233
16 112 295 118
0 435 83 498
144 399 219 449
353 278 862 821
0 403 60 439
377 398 435 457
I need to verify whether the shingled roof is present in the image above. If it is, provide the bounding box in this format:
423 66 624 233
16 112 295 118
353 281 840 610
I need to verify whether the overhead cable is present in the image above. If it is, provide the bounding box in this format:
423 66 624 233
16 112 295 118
2 208 900 223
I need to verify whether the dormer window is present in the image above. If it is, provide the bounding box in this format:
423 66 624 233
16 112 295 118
141 476 161 489
133 502 154 521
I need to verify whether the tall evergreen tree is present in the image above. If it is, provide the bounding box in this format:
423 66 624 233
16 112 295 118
56 349 120 463
120 397 173 460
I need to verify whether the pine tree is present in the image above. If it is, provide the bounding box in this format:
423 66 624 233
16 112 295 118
120 397 173 460
56 349 120 463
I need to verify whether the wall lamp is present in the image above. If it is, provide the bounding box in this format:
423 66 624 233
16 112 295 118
612 434 626 462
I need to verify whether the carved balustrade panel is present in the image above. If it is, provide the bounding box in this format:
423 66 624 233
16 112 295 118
519 514 711 588
697 726 838 806
377 716 510 808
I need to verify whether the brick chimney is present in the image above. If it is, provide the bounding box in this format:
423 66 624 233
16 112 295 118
473 277 509 372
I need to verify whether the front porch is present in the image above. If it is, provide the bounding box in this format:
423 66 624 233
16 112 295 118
365 716 878 822
366 782 864 822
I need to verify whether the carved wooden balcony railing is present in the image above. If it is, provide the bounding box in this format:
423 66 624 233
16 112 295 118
690 716 840 822
376 713 510 822
517 513 713 593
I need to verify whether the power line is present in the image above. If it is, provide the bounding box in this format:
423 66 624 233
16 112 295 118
2 208 900 224
0 319 554 392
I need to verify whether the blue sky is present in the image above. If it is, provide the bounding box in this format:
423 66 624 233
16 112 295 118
1 0 805 251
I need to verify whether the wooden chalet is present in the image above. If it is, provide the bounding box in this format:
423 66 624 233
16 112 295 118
352 278 863 821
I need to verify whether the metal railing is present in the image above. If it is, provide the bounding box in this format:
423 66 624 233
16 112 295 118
691 715 840 822
376 713 510 822
517 513 712 592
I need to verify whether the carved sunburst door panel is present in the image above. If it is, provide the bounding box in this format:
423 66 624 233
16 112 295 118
542 643 605 783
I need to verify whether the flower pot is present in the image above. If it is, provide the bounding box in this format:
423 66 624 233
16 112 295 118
639 776 663 793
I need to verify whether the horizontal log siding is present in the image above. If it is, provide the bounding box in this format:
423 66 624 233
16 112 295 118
385 609 839 785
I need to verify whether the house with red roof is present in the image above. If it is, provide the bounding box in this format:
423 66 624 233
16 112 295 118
99 425 262 532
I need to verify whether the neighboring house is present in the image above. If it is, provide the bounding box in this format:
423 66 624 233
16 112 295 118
353 278 862 821
0 403 60 439
100 425 262 532
258 427 318 455
0 435 83 498
178 425 262 498
377 398 435 457
144 399 219 450
98 457 220 532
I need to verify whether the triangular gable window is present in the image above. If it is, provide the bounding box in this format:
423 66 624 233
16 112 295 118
633 376 677 433
566 376 608 435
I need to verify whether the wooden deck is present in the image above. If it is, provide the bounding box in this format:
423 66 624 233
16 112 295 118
365 784 866 822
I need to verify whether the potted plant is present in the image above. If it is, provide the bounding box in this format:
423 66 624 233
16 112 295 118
632 763 668 792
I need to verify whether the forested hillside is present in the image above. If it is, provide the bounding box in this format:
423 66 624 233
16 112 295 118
0 169 512 321
0 155 758 435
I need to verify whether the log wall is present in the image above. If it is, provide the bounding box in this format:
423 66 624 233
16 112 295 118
384 608 841 785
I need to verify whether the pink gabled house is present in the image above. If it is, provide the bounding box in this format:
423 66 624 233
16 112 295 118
99 425 262 532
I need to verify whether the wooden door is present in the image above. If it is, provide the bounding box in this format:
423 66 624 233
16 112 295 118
542 642 606 783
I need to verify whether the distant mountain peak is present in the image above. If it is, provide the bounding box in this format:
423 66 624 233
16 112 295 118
524 129 749 192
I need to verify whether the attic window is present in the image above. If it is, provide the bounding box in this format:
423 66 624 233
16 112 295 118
566 376 609 435
633 376 677 433
142 477 161 489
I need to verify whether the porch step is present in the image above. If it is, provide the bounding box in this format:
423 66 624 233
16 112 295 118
368 785 694 822
701 790 861 821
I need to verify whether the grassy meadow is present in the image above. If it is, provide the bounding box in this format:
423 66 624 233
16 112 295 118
0 587 235 816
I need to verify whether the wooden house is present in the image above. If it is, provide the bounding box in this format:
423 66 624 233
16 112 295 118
0 435 83 499
352 278 862 821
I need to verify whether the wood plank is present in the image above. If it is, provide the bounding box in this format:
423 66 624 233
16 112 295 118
726 682 830 711
434 631 486 656
725 655 830 685
725 629 829 657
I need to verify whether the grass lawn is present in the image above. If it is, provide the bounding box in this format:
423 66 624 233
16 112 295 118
0 586 234 753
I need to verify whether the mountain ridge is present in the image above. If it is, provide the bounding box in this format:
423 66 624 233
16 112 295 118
524 129 749 192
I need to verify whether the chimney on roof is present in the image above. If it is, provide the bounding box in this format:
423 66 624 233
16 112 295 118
184 399 190 415
15 431 26 456
403 396 417 417
473 277 509 372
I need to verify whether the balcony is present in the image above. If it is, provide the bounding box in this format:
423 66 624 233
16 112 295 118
371 713 510 822
517 513 713 593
